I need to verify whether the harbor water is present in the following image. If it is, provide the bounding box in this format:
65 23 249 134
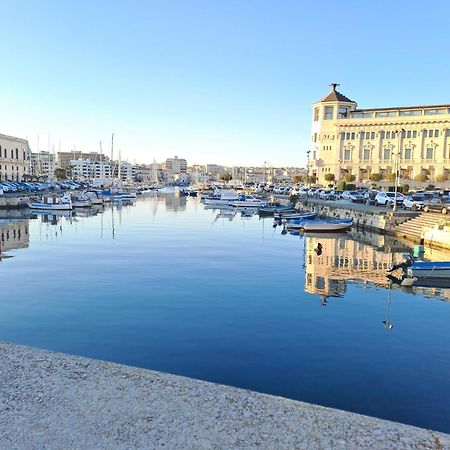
1 192 450 433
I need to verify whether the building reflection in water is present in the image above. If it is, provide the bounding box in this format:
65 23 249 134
162 192 187 212
304 232 450 302
0 219 30 258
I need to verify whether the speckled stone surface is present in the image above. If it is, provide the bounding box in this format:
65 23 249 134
1 342 449 449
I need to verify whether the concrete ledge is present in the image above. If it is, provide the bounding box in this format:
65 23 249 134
1 342 448 449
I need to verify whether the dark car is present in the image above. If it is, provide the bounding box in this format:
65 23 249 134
423 197 450 214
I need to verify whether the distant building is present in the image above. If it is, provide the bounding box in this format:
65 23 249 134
134 165 153 183
206 164 224 181
30 151 56 180
70 159 111 180
310 83 450 185
57 151 108 170
0 133 30 181
164 156 187 183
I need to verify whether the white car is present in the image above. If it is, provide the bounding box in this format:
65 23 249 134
375 191 405 206
341 191 364 203
403 194 426 210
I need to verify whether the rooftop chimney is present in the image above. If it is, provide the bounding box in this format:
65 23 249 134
330 83 340 92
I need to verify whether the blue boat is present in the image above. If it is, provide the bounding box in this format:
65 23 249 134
258 205 294 215
407 261 450 279
274 212 317 220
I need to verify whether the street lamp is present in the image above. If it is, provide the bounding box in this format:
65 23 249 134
393 129 405 213
306 150 311 187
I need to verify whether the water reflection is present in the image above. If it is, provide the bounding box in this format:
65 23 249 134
0 219 29 259
304 232 450 302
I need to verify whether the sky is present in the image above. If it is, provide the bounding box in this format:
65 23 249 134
1 0 449 167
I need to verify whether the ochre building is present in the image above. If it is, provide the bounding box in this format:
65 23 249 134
309 84 450 185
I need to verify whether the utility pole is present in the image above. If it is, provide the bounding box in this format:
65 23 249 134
393 129 405 213
306 150 311 188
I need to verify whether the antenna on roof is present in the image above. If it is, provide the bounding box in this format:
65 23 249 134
330 83 340 92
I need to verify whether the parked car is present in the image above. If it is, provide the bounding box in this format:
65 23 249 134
403 194 427 211
375 191 405 206
341 190 364 203
422 197 450 214
364 190 379 205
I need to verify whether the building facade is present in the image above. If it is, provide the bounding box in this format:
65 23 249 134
0 133 30 181
30 151 56 180
310 84 450 185
70 159 111 180
164 156 187 183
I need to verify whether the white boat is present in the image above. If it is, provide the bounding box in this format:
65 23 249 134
286 219 352 233
28 193 73 211
406 261 450 279
203 189 240 205
230 195 268 208
72 194 93 208
85 190 105 205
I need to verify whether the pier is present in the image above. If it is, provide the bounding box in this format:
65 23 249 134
1 342 448 449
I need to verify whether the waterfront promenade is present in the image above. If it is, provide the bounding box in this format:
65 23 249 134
1 342 448 449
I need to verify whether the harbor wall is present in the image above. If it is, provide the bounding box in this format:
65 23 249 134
1 342 448 449
297 199 414 234
0 195 28 209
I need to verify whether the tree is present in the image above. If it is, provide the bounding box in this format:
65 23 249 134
306 175 317 185
289 194 299 206
436 174 448 183
369 173 382 182
343 174 356 183
220 172 232 182
386 173 396 182
400 183 410 193
414 173 428 183
336 181 347 191
54 168 67 181
324 173 335 185
291 175 304 184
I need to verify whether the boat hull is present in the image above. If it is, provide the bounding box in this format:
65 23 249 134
28 202 73 211
407 262 450 279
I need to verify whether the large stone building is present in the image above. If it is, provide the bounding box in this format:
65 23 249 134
56 151 108 170
310 84 450 185
164 156 187 183
0 133 30 181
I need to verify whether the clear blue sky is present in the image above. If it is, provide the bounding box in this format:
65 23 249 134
1 0 449 166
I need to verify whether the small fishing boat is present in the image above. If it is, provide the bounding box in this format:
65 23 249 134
72 194 92 208
102 189 136 201
406 261 450 279
258 205 295 216
275 212 317 221
203 189 240 205
230 195 268 207
28 193 73 211
286 218 352 232
84 190 105 205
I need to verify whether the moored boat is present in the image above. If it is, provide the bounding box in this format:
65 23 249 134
258 205 295 216
406 261 450 279
202 189 240 205
275 212 317 220
230 195 268 208
72 194 93 208
286 218 352 232
28 193 73 211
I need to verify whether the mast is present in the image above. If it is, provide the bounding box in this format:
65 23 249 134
110 133 114 184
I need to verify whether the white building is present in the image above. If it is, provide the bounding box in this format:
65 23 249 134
0 133 30 181
70 159 111 180
30 151 56 180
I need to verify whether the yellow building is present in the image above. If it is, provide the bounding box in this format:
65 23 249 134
310 84 450 185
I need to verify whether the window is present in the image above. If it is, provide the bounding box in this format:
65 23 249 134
363 149 371 160
434 130 439 137
314 107 319 121
15 149 18 159
324 106 334 120
344 149 351 160
351 132 355 140
340 132 345 140
428 129 433 137
380 131 385 139
386 131 391 139
351 112 372 118
383 148 391 160
412 131 417 138
371 132 375 139
406 130 411 138
338 107 348 118
399 110 422 116
426 148 434 160
375 111 397 117
11 150 13 159
424 109 446 115
346 132 350 140
404 148 412 159
313 133 317 143
446 129 450 137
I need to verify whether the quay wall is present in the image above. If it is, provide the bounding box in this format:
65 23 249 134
1 342 448 449
0 195 28 209
422 224 450 251
295 198 415 234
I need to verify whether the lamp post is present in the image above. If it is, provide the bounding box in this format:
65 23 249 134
306 150 311 188
393 129 405 213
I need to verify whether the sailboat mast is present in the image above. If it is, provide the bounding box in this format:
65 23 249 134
110 133 114 183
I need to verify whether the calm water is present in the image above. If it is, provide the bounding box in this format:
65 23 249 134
1 192 450 433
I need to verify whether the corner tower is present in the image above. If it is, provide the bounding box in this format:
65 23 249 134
309 84 357 185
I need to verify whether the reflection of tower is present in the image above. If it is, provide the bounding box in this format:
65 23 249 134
304 234 407 302
382 283 394 330
164 192 187 212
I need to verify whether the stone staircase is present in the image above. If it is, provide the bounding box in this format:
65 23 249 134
393 212 448 242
